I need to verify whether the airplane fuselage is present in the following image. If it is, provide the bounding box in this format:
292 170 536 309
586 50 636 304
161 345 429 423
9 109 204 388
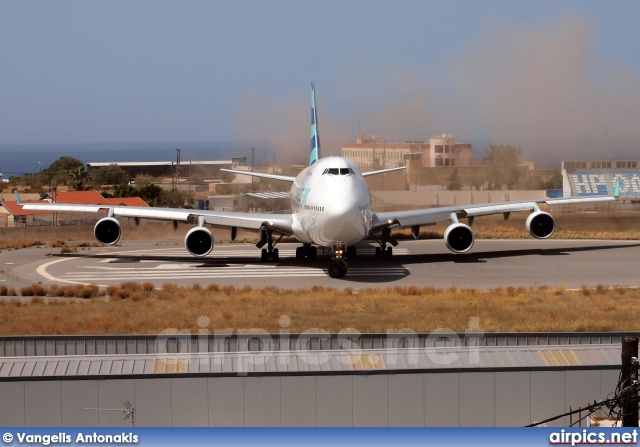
290 156 372 248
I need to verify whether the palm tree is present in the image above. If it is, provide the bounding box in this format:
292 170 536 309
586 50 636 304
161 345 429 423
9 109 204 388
66 166 90 191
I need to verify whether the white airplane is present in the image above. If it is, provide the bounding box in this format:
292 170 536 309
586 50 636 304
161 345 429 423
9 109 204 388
23 83 617 278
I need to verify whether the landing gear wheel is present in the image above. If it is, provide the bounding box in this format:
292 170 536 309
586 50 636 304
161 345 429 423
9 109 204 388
307 246 317 259
346 246 357 259
272 248 279 262
328 263 347 278
386 246 393 259
296 246 305 260
375 247 382 259
261 248 268 262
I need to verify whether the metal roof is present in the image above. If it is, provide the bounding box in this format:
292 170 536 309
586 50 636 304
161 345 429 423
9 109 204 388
1 332 632 358
0 345 621 380
86 161 232 167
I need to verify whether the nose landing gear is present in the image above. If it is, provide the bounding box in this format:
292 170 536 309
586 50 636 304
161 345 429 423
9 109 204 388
328 245 348 278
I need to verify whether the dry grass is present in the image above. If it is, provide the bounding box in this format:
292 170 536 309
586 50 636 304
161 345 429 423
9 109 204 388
2 282 640 335
0 238 44 250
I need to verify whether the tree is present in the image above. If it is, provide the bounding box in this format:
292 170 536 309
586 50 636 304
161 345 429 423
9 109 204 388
113 182 137 198
446 168 463 191
92 164 130 186
66 166 91 191
220 170 236 183
188 174 204 186
134 174 160 188
138 184 165 207
483 145 522 190
541 170 563 190
160 189 194 208
47 156 84 173
45 156 84 188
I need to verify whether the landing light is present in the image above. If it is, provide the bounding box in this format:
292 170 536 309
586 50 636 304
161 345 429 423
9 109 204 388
388 219 393 224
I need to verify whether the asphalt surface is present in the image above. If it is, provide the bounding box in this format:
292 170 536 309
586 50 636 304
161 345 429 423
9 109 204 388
2 238 639 290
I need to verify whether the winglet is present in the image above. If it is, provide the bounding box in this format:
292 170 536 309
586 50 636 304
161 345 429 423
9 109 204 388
15 189 22 205
614 180 620 198
309 82 321 166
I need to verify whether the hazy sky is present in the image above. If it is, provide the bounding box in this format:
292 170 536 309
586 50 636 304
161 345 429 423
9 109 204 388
2 1 639 162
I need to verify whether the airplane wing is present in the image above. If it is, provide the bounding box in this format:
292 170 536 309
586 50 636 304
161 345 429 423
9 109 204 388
220 169 296 182
21 203 294 233
361 166 406 177
371 195 616 231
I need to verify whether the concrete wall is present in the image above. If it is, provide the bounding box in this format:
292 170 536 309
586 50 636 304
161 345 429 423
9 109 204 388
0 369 619 427
372 190 546 209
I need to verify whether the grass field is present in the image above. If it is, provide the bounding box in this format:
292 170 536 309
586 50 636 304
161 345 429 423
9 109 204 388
1 282 639 335
1 213 639 335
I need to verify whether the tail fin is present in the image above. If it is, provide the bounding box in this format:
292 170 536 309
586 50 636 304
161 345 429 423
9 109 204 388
309 82 321 165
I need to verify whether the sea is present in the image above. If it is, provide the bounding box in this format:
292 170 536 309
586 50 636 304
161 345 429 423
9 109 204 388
0 141 270 177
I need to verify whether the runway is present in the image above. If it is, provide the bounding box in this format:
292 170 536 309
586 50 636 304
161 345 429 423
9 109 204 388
4 238 639 290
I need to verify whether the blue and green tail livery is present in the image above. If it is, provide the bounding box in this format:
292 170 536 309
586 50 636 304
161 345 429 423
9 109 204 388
309 82 321 165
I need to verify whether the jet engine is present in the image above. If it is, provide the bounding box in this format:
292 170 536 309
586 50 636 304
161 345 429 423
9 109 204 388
444 222 474 253
526 211 555 239
185 226 214 257
94 217 122 246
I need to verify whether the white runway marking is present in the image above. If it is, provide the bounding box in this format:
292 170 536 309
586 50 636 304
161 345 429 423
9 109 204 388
39 246 410 285
60 265 407 281
109 247 410 258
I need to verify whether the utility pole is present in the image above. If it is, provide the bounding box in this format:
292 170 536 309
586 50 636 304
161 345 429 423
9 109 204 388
251 147 255 190
175 148 181 190
622 336 639 427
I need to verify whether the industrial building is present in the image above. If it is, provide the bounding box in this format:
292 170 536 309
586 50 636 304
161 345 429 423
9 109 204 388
86 158 247 181
342 134 471 170
0 333 627 427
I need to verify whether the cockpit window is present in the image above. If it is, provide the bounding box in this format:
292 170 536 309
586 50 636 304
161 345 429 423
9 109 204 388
323 167 354 176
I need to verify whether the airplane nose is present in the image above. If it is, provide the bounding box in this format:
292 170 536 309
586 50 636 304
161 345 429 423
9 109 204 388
328 197 355 219
320 197 366 246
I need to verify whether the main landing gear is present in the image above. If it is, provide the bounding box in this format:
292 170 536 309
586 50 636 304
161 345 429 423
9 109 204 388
295 244 318 260
257 227 283 262
328 245 348 278
374 227 398 260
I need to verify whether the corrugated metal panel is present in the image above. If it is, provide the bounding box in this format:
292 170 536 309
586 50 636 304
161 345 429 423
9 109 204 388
0 344 623 379
0 333 635 357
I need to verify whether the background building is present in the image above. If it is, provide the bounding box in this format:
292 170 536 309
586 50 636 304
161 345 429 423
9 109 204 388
562 159 640 199
342 134 471 170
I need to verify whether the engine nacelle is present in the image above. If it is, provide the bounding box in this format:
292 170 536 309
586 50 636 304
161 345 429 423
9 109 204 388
444 222 474 253
526 211 555 239
94 217 122 246
185 226 214 257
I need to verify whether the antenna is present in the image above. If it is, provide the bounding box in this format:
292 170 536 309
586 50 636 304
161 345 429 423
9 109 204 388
85 401 135 426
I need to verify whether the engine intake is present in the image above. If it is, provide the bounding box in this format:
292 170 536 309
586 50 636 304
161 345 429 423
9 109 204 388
444 223 474 253
185 226 214 257
526 211 555 239
94 217 122 246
